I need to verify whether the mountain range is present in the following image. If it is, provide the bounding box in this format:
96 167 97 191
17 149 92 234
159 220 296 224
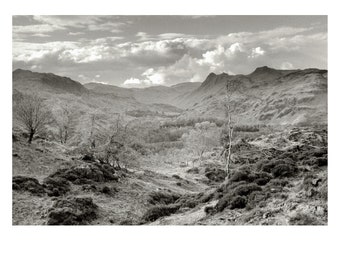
12 66 328 127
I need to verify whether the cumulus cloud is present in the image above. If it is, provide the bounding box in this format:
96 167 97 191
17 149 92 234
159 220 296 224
249 47 266 58
123 77 143 86
12 16 327 86
280 62 295 69
13 41 78 62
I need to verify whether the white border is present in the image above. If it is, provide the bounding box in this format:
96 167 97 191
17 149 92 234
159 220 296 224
1 1 339 270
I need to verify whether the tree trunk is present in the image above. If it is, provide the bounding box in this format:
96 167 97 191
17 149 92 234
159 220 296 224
28 131 34 144
224 104 233 184
225 127 233 181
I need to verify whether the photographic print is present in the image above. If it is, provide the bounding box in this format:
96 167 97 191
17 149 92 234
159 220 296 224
12 15 327 225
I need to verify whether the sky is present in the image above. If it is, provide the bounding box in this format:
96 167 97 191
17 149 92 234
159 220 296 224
12 15 327 87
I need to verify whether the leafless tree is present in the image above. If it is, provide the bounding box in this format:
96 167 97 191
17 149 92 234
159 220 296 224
222 80 241 182
182 121 219 165
15 94 51 144
96 114 137 168
54 105 74 144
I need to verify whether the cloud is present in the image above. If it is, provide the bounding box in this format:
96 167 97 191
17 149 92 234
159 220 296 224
12 18 327 86
123 77 143 86
12 23 65 40
69 32 84 36
13 41 78 62
118 27 326 85
280 62 294 69
33 15 129 33
136 32 196 41
249 47 266 58
123 69 166 87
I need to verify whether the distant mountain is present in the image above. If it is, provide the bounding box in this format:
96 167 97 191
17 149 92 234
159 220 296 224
179 66 327 125
12 67 327 126
13 69 88 96
85 81 200 106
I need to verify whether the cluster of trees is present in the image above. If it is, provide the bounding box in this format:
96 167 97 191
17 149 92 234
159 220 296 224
181 121 220 165
14 94 76 144
161 117 225 128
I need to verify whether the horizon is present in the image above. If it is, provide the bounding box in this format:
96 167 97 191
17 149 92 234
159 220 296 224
12 64 327 89
13 15 327 87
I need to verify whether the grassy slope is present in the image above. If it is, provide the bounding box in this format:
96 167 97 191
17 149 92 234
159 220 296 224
13 125 327 225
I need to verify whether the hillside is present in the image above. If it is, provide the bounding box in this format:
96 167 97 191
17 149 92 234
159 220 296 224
178 67 327 126
85 81 200 106
12 67 328 226
13 69 89 96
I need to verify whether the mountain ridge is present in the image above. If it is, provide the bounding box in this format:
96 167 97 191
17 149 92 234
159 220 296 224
12 66 327 126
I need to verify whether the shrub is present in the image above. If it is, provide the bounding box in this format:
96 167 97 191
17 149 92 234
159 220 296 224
229 196 247 209
268 179 290 187
205 168 226 182
142 204 180 222
101 186 111 194
254 178 271 186
272 164 296 178
186 167 199 174
247 191 269 209
147 191 180 205
204 206 214 214
48 163 118 185
229 171 249 182
257 158 297 178
215 194 234 212
316 157 327 167
233 125 260 132
43 177 71 197
232 183 262 196
47 197 98 225
12 176 46 196
176 193 201 209
289 213 320 225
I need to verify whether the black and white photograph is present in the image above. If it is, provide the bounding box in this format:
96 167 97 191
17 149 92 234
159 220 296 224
2 0 340 269
11 15 328 225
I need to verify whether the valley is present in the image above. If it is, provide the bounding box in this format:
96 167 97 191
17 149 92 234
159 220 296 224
12 66 328 225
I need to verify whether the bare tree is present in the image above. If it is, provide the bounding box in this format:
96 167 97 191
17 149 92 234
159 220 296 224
54 105 75 144
95 114 138 168
221 80 241 182
15 94 51 144
89 114 97 148
182 121 220 166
